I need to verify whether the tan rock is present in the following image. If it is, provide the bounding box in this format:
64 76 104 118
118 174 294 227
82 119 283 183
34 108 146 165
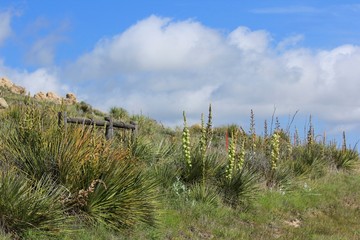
46 92 61 103
10 85 26 95
0 97 9 109
65 93 77 104
34 92 47 101
0 77 26 95
0 77 13 88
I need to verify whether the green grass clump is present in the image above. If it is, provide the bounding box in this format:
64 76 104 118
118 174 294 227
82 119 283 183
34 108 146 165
0 171 72 239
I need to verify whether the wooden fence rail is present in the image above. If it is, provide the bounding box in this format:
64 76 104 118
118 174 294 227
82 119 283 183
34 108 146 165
58 112 137 140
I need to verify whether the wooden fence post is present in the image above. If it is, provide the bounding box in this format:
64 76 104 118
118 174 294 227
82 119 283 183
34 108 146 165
58 112 68 127
130 121 137 142
105 117 114 140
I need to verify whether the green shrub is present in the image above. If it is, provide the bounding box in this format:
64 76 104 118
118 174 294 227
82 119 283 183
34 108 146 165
332 148 359 171
188 183 221 207
0 171 72 238
1 103 160 233
75 162 159 231
217 166 259 208
291 144 328 179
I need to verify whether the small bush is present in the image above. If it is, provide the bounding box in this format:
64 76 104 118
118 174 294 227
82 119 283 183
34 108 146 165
332 148 359 171
217 166 259 208
0 171 72 238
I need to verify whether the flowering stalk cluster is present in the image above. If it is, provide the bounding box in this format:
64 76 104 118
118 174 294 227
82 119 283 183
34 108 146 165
182 111 192 168
270 131 280 170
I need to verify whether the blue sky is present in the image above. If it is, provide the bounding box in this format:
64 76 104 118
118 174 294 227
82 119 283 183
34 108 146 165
1 0 360 146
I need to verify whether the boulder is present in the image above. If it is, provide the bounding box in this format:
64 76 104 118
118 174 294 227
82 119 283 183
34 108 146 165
0 97 9 109
65 93 77 104
0 77 13 88
46 91 61 104
34 92 47 101
0 77 26 95
10 85 26 95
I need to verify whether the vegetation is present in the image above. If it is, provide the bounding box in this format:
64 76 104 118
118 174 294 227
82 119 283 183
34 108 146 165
0 90 359 239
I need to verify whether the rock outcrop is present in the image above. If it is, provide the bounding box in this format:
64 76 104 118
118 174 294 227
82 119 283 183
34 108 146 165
1 76 77 105
46 92 62 104
65 93 77 104
33 91 77 105
0 77 26 95
33 92 47 101
0 97 9 109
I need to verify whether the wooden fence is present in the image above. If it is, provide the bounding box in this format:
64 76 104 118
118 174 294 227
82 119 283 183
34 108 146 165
58 112 137 140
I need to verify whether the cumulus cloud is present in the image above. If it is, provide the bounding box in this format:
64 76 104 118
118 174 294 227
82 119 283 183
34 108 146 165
68 15 225 78
277 34 304 51
60 15 360 138
0 11 12 46
0 59 67 95
228 26 270 53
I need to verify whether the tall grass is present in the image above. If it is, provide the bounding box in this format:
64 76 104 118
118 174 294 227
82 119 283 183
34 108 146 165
0 101 160 235
0 170 73 239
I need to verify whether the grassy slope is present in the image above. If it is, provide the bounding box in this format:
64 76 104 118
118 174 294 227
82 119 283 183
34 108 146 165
1 88 359 239
44 169 359 240
149 171 360 240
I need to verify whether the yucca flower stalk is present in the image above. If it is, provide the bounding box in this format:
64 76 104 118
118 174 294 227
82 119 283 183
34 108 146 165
199 113 206 157
270 131 280 170
322 131 327 146
199 113 207 184
294 127 300 146
286 138 293 159
249 109 256 155
307 115 314 146
342 131 347 151
264 120 268 139
226 131 237 180
205 104 213 148
182 111 191 169
237 136 245 171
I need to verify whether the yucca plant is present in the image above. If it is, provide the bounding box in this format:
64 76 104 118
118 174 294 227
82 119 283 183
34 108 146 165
332 148 359 171
217 166 259 208
0 170 73 239
1 102 160 232
73 161 159 231
179 148 222 184
291 144 328 179
188 183 221 207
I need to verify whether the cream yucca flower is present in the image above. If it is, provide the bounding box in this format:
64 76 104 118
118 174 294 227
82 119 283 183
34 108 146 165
271 131 280 170
182 111 191 168
226 131 236 180
238 137 245 171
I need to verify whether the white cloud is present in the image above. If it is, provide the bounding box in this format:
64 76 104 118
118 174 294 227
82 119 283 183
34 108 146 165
228 26 270 53
0 11 12 46
277 34 304 51
25 35 60 66
0 59 67 95
58 16 360 138
68 15 225 79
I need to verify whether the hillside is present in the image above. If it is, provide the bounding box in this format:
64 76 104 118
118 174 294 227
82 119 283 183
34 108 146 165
0 77 359 240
